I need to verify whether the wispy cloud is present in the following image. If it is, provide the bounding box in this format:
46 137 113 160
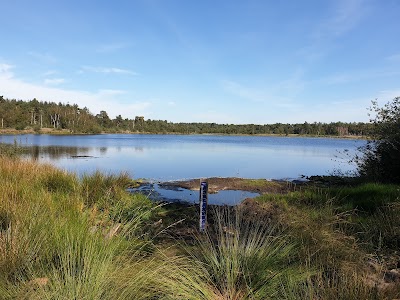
43 70 58 76
298 0 369 62
97 89 126 96
377 89 400 103
221 80 264 102
80 66 138 75
0 63 14 79
287 99 370 123
313 0 368 39
192 110 235 124
319 69 400 85
96 43 129 53
0 64 149 118
386 53 400 62
221 69 306 107
44 78 65 85
27 51 57 64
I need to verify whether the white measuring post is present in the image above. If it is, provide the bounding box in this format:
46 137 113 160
199 179 208 232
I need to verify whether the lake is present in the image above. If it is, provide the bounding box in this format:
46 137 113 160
1 134 366 205
0 134 365 181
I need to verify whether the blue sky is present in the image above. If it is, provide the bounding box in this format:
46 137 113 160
1 0 399 124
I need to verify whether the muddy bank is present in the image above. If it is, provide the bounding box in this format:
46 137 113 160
159 177 298 194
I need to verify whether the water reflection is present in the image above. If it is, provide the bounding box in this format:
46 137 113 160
22 145 92 160
99 147 107 154
129 183 260 206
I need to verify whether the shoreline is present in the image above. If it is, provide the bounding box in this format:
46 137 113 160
0 128 370 140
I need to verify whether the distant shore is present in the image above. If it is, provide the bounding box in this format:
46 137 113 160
0 127 369 140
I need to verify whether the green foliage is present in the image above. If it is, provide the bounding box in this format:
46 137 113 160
330 183 400 212
356 97 400 183
260 182 399 213
0 96 373 135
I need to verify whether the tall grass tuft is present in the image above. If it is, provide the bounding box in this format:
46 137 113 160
80 171 133 207
183 206 304 299
360 203 400 251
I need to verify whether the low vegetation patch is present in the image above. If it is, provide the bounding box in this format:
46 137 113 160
0 156 399 299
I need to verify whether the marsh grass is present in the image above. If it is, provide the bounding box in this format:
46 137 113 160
255 182 400 299
0 157 173 299
1 156 399 299
0 141 24 158
181 206 308 299
329 183 400 212
360 203 400 251
81 171 133 207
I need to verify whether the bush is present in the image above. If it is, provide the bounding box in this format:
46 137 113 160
15 123 26 130
356 97 400 183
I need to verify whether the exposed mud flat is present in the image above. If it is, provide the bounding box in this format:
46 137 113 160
159 177 299 194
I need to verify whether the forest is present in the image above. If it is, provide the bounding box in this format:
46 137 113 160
0 96 373 136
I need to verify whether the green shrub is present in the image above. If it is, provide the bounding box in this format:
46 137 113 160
356 97 400 183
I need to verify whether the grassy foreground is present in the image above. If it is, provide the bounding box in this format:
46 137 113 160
0 156 399 299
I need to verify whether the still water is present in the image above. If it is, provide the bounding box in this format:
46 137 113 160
0 134 365 181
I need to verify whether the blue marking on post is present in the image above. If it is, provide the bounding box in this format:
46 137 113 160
199 180 208 232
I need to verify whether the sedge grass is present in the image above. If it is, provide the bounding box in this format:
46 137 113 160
181 206 306 300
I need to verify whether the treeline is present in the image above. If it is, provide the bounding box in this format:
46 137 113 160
0 96 373 136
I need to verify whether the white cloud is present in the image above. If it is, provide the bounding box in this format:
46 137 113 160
44 78 65 85
80 66 138 75
0 65 150 118
167 101 176 106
